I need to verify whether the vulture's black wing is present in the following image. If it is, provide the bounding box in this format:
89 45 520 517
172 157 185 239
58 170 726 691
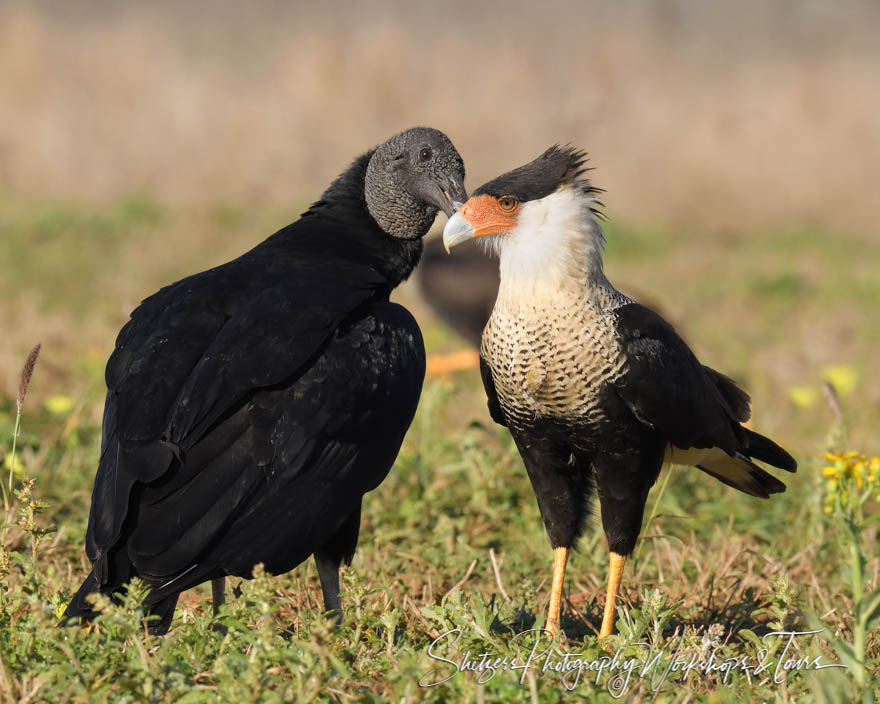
85 237 389 585
129 301 425 597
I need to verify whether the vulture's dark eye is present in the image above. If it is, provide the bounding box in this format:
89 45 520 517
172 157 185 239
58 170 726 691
419 147 433 162
498 196 519 211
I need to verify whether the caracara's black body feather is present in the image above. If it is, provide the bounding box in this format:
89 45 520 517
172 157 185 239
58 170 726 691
610 302 746 453
479 356 507 427
65 152 428 632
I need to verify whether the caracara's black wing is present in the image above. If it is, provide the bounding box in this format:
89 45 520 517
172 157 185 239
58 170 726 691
479 354 508 427
610 302 745 454
610 302 795 496
85 238 389 586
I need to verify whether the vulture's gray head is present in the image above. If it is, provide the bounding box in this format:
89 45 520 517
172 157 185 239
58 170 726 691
366 127 467 240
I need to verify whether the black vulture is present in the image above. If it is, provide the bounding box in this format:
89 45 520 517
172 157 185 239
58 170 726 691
443 146 796 638
64 127 467 634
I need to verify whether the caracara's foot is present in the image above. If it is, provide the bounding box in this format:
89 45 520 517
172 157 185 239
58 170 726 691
425 349 480 378
598 552 627 638
546 546 569 639
545 613 560 640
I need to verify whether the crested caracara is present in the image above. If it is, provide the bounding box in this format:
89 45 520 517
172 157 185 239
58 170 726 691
64 128 467 634
443 146 796 638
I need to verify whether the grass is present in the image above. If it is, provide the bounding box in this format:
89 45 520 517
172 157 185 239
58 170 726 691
0 199 878 702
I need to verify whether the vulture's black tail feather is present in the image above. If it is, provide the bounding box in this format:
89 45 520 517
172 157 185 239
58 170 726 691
62 572 103 623
144 594 180 635
62 572 180 635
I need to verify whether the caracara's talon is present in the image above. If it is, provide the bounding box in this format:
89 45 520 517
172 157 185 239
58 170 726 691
598 614 616 639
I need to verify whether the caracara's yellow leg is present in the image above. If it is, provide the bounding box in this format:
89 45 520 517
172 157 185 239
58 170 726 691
599 552 627 638
425 349 480 377
546 546 569 638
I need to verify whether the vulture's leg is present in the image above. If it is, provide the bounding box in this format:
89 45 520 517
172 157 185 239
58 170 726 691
211 577 225 616
599 552 627 637
313 504 361 625
211 577 228 635
314 550 342 622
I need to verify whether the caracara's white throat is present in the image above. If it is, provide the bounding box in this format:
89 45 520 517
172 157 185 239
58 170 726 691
491 186 608 304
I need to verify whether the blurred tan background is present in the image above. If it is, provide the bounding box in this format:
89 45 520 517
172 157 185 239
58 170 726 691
2 0 879 448
2 0 878 232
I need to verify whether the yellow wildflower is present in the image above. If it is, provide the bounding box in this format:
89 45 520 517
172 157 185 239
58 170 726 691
44 395 74 416
3 453 24 478
869 457 880 483
820 365 858 396
822 450 878 495
789 385 819 408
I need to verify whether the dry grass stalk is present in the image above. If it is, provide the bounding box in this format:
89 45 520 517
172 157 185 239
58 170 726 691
4 343 42 529
16 343 41 414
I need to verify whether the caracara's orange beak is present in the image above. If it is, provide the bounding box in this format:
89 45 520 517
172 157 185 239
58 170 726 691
442 194 519 252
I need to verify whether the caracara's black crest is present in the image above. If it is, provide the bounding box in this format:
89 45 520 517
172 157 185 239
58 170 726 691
474 145 596 203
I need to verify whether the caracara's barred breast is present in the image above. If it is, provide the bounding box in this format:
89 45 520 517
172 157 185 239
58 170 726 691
482 286 630 429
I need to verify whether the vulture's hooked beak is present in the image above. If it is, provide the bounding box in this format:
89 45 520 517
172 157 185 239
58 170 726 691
437 175 468 217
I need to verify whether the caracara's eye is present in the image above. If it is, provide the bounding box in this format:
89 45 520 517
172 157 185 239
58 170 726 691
419 147 433 162
498 196 519 211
